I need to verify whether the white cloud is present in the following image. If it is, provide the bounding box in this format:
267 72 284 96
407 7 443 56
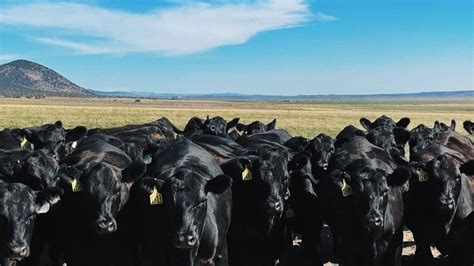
314 12 338 22
0 53 21 62
0 1 335 55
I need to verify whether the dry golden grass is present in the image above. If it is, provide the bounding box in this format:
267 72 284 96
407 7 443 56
0 97 473 139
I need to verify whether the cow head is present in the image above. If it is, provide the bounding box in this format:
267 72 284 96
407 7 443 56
463 120 473 135
141 172 231 250
284 136 309 152
365 125 410 157
288 152 318 199
334 163 410 232
0 183 62 261
305 134 335 171
60 160 146 234
200 116 240 138
21 121 65 149
360 115 410 130
19 149 60 190
434 120 456 134
409 124 435 155
236 119 277 135
221 148 290 234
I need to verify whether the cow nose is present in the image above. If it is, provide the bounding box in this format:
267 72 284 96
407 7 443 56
174 232 198 249
440 197 455 210
97 219 117 233
321 163 329 170
367 216 383 228
10 245 28 259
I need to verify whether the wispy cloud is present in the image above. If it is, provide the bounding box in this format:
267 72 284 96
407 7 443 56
0 1 335 55
0 53 21 62
314 12 338 22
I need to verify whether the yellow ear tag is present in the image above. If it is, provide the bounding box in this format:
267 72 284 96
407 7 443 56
71 178 82 192
20 137 29 150
341 179 352 197
242 165 252 181
285 208 295 218
418 170 429 182
149 186 163 205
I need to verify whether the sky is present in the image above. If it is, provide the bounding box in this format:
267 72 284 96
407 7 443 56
0 0 472 95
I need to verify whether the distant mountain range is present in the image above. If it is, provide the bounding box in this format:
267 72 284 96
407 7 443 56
0 59 472 100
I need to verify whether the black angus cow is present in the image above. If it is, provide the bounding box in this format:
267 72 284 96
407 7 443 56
0 182 62 265
463 120 473 135
406 152 474 266
284 136 309 153
236 119 277 136
410 121 473 161
50 140 147 266
322 131 410 266
220 148 291 266
0 149 60 191
236 129 293 154
129 138 232 266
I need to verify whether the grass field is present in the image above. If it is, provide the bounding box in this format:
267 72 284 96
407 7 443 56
0 97 473 139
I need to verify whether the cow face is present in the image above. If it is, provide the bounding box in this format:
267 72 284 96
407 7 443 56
306 134 335 171
237 119 276 135
0 183 62 261
463 120 473 135
288 152 318 198
409 125 435 155
336 165 409 232
19 149 60 190
62 161 146 234
366 126 410 157
22 121 66 149
200 116 237 138
147 174 231 250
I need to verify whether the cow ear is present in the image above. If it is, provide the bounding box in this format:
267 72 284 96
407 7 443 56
55 120 63 127
36 187 63 214
396 117 410 128
433 121 442 133
122 160 147 185
205 175 232 194
393 127 410 145
463 121 473 135
359 118 372 130
450 120 456 130
460 160 474 176
66 126 87 143
227 118 240 130
387 166 411 187
266 119 277 130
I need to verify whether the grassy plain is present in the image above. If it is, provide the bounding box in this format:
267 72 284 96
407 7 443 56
0 97 473 139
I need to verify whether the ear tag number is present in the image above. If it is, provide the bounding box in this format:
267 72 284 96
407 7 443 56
341 179 352 197
149 186 163 205
242 165 252 181
71 178 82 192
418 170 429 182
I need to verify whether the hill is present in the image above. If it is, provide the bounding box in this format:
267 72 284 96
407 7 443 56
0 59 94 97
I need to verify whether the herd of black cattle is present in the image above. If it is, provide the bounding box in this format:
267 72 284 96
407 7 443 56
0 115 473 266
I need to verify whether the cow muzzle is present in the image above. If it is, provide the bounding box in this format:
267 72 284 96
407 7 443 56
96 217 117 234
8 245 29 261
173 232 198 249
365 215 383 230
439 196 456 211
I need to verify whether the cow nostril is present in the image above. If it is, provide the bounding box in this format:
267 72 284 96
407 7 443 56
374 217 382 226
274 201 282 211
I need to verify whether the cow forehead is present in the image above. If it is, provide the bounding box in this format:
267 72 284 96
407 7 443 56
0 185 36 213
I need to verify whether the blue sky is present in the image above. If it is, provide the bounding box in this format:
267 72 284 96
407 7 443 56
0 0 472 95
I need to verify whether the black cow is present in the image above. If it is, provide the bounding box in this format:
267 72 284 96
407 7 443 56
463 120 473 135
0 182 62 264
406 153 474 266
131 138 232 266
50 140 146 266
220 148 291 266
189 134 249 164
0 149 59 191
322 133 410 266
88 117 177 139
236 129 292 153
236 119 277 135
0 129 27 151
284 136 309 153
305 134 336 172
